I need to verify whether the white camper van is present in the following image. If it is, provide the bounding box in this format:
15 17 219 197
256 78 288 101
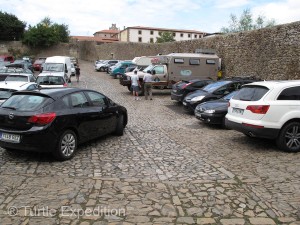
42 56 72 82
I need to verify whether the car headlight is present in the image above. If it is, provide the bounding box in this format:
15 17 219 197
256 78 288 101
190 96 205 103
204 109 215 113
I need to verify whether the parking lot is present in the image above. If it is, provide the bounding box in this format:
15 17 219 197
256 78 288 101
0 60 299 225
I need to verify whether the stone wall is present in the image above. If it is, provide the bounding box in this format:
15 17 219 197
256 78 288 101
2 21 300 80
79 21 300 80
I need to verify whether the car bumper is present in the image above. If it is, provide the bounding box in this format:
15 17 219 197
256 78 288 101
225 119 279 139
171 92 183 101
0 127 58 152
195 112 225 125
183 101 198 112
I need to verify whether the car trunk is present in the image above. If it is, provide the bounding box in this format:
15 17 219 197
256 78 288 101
0 109 36 131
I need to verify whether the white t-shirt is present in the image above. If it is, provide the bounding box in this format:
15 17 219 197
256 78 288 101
131 74 139 86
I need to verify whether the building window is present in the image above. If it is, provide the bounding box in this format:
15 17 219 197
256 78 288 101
138 30 142 35
206 59 216 65
188 34 191 38
180 33 184 37
158 31 162 35
138 37 142 42
150 38 154 43
150 30 154 35
173 32 176 37
194 34 197 38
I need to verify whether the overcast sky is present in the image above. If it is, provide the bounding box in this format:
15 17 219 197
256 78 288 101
2 0 300 36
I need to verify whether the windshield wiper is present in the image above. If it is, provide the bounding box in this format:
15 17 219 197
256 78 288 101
2 106 17 110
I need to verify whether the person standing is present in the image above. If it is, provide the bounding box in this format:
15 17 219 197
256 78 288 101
75 65 80 82
131 70 141 100
143 70 153 100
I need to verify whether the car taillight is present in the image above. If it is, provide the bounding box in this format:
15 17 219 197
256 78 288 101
181 83 191 89
63 83 68 87
28 113 56 125
246 105 270 114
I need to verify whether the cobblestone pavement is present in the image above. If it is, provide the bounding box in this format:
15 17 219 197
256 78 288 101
0 60 300 225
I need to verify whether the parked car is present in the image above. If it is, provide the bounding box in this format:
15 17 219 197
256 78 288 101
183 79 257 113
0 55 14 63
71 63 76 76
0 81 39 104
6 59 34 72
33 59 45 71
95 60 119 72
171 79 215 102
194 91 238 127
70 57 78 66
0 67 33 81
226 80 300 152
0 87 128 160
36 74 68 88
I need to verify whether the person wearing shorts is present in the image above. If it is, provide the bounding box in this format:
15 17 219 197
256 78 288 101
131 70 141 100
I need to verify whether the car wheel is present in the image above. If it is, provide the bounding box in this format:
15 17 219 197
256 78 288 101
4 147 16 152
54 130 77 160
127 85 132 91
221 117 230 129
276 122 300 152
100 67 104 72
115 114 124 136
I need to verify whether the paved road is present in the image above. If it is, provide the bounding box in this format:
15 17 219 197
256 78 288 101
0 60 299 225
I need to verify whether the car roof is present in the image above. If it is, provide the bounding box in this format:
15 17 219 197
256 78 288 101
244 80 300 89
0 81 36 90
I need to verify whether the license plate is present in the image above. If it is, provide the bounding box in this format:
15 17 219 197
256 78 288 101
232 108 244 115
0 132 20 143
183 102 187 106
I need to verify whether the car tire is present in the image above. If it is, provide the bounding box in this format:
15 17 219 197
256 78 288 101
100 67 104 72
114 114 124 136
53 130 77 161
276 122 300 152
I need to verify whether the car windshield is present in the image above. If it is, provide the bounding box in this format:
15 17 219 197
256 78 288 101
0 89 16 99
202 80 232 93
43 63 64 72
2 94 52 111
232 85 269 101
143 65 154 73
114 62 122 67
37 76 65 85
5 75 28 82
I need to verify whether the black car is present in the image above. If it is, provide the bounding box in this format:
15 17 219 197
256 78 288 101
6 59 34 72
183 79 256 113
0 88 127 160
171 79 214 102
194 91 238 126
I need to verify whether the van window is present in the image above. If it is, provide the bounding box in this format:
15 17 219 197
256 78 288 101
206 59 216 65
174 58 184 64
154 66 164 75
43 63 64 72
189 59 200 65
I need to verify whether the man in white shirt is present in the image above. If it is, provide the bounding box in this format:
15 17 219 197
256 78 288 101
143 70 153 100
131 70 141 100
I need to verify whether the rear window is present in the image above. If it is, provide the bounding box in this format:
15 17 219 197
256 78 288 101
232 86 269 101
5 75 28 82
37 76 65 85
1 94 53 111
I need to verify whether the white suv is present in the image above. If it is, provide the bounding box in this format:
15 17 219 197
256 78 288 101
225 80 300 152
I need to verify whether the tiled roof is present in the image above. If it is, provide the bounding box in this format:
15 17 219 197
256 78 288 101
71 36 119 43
123 26 205 34
94 30 120 34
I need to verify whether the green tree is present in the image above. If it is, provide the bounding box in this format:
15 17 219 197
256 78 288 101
156 31 175 43
23 17 70 47
221 9 276 33
0 11 26 41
